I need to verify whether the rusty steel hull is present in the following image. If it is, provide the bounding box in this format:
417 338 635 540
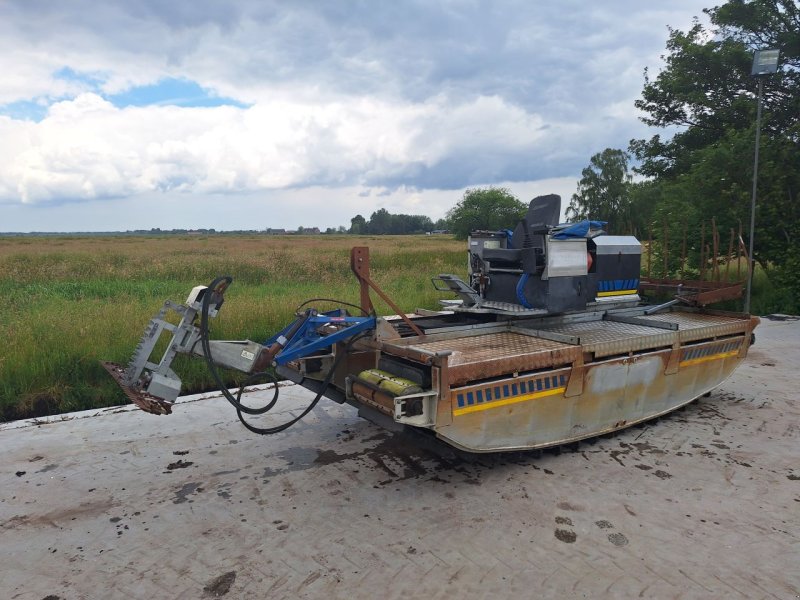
328 308 760 453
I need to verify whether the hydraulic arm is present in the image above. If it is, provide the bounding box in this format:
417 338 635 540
103 276 375 419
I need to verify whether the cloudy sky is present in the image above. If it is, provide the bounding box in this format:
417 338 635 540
0 0 709 232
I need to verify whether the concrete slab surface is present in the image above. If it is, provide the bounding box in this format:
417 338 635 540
2 317 798 599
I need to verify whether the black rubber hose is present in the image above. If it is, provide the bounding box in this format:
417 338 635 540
200 275 371 434
294 298 371 316
235 371 280 413
235 332 369 435
200 276 274 415
234 353 338 435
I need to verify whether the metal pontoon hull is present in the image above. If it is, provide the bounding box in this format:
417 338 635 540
309 307 758 452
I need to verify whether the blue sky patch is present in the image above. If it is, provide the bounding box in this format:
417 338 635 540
54 66 105 90
0 66 103 121
0 100 49 122
0 71 247 122
108 78 248 109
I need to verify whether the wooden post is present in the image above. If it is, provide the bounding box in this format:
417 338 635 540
712 217 719 283
726 228 734 283
700 222 706 282
680 221 687 281
737 220 743 281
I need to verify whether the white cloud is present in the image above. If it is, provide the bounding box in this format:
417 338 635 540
0 92 554 205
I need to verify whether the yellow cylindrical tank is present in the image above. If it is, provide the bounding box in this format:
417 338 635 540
357 369 423 396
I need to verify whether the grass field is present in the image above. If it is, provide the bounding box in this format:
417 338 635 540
0 234 466 421
1 233 782 422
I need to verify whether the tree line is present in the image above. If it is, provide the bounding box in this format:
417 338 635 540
349 208 449 235
346 188 528 237
566 0 799 312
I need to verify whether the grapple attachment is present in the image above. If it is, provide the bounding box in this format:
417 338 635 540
101 361 174 415
103 284 226 414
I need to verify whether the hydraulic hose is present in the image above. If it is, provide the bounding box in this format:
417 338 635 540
516 272 532 308
294 298 371 316
234 345 341 435
234 330 369 435
199 275 369 435
200 276 276 416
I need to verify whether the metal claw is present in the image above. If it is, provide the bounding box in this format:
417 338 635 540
101 361 173 415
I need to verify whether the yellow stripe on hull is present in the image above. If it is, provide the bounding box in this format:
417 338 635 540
453 349 738 417
453 386 566 416
596 289 638 297
679 349 739 368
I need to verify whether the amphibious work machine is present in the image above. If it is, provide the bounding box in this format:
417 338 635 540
104 195 759 452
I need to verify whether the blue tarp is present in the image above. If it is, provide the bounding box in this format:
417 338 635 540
551 220 606 240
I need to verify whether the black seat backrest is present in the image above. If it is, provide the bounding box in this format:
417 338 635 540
526 194 561 229
512 195 560 273
512 194 561 250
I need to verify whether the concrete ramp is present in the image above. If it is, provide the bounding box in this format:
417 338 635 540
2 319 798 599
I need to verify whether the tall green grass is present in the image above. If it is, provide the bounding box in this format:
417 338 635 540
0 235 466 420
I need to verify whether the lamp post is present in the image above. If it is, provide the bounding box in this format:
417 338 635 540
744 49 780 314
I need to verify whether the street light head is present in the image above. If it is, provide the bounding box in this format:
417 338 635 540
751 49 780 76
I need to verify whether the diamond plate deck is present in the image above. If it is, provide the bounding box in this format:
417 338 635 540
407 331 570 363
536 310 753 358
389 331 580 386
382 309 754 383
539 320 676 357
638 311 750 343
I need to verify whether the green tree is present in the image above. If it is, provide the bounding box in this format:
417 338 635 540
632 1 798 178
566 149 633 232
350 209 434 234
399 214 434 233
349 214 367 234
446 187 526 239
368 208 392 234
432 218 450 231
629 0 800 308
627 180 661 239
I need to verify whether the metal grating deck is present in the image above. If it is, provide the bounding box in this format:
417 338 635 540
636 311 750 343
405 331 570 366
380 309 752 385
539 320 676 357
385 330 580 386
639 311 743 328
